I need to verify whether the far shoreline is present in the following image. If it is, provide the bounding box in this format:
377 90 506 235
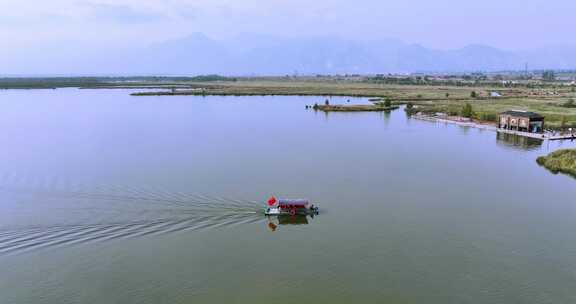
1 75 576 129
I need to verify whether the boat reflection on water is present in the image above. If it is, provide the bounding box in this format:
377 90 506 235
266 214 316 232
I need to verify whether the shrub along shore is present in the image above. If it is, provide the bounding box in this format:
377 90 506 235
537 149 576 178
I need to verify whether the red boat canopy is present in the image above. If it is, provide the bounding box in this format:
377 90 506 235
278 199 309 208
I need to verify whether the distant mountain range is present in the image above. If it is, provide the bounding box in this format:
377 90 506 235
3 33 576 75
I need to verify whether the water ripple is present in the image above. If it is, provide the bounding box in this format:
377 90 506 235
0 176 265 256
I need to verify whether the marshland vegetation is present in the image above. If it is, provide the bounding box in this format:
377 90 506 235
2 73 576 128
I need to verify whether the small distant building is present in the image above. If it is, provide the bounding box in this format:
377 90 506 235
498 110 544 133
490 91 502 98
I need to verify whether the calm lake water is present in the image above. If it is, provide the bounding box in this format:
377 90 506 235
0 89 575 304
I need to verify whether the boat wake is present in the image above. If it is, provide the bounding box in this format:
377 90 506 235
0 176 265 256
0 213 264 256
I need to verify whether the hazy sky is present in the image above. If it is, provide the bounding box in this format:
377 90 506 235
1 0 575 51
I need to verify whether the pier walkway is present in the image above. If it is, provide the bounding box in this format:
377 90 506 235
413 114 576 141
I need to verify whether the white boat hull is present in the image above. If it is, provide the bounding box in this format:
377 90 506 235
264 207 318 216
265 207 282 215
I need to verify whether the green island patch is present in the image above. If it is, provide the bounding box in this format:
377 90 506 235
537 149 576 178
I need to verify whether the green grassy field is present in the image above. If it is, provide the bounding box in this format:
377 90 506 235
131 80 576 128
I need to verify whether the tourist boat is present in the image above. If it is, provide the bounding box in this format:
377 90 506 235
264 197 319 216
